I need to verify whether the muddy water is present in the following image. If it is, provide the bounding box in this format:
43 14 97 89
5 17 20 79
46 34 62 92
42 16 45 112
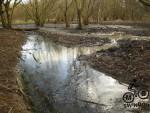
20 34 149 113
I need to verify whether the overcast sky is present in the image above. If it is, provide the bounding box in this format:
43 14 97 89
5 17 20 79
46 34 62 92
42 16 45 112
22 0 29 3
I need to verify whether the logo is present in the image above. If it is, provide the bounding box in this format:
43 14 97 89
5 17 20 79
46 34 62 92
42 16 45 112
123 78 149 103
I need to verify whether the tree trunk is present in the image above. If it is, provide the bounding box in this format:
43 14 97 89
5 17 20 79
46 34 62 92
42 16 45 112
1 15 6 27
77 10 82 29
0 9 6 28
83 17 89 25
0 3 6 28
64 12 70 28
74 0 83 29
5 3 10 28
35 21 44 27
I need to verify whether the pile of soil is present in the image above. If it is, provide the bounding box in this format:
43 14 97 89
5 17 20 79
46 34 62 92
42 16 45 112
38 30 110 47
0 29 31 113
87 39 150 87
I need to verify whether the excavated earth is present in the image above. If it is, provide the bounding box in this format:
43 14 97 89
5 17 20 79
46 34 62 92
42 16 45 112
85 39 150 88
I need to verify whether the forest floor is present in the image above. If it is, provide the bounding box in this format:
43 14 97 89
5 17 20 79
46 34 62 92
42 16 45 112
0 29 31 113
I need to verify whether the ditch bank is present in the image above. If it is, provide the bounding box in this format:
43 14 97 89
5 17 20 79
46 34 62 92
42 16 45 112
37 29 110 47
0 29 32 113
83 39 150 87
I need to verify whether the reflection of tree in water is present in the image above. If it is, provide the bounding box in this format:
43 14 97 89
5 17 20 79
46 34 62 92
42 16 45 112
63 60 104 113
22 35 108 113
24 77 58 113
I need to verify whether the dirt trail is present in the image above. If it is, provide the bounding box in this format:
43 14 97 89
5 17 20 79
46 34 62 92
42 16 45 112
0 29 31 113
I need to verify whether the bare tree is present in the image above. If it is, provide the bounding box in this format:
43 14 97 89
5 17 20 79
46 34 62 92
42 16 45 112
0 0 4 15
23 0 57 27
8 0 149 26
0 0 5 27
74 0 85 29
59 0 73 28
139 0 150 6
82 0 96 25
0 0 21 28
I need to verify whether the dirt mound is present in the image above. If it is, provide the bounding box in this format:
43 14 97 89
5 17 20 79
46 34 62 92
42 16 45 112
38 30 110 47
88 39 150 87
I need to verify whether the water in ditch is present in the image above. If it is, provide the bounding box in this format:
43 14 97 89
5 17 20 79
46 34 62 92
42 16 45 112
20 33 150 113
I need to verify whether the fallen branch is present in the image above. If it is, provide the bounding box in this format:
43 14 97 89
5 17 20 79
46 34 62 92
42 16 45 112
0 84 13 92
22 49 37 51
77 98 106 106
8 107 14 113
32 54 41 64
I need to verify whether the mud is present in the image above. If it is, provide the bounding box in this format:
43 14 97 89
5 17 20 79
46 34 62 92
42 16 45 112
85 39 150 88
37 29 110 47
0 29 32 113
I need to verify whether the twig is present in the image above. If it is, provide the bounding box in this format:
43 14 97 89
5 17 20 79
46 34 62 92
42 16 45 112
8 107 14 113
32 54 41 64
16 77 27 98
119 82 128 87
77 98 106 106
22 49 37 51
20 57 25 62
0 84 13 92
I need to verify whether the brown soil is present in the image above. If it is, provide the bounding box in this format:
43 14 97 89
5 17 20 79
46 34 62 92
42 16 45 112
86 39 150 87
38 30 110 47
0 29 31 113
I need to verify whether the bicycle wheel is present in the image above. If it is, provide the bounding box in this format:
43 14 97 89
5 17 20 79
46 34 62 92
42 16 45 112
138 89 149 99
123 92 134 103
